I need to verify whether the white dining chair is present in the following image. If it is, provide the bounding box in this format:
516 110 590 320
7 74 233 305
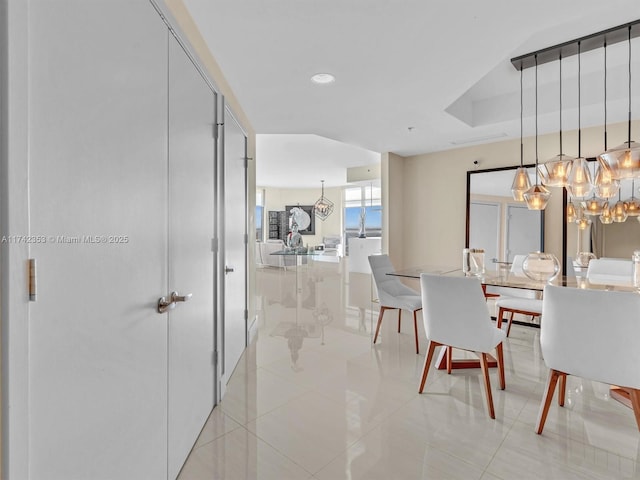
419 273 506 419
494 254 542 337
368 254 423 354
536 285 640 433
586 257 633 285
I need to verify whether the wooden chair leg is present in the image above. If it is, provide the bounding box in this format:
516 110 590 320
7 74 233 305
419 341 439 393
446 346 452 374
628 388 640 432
496 307 505 330
479 352 495 419
373 306 388 344
558 373 567 406
506 311 515 337
413 309 420 354
496 342 505 390
536 369 562 434
397 309 402 332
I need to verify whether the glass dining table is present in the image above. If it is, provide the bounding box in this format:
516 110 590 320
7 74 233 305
390 265 640 293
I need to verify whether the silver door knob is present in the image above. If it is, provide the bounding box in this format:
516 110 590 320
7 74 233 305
171 291 192 303
225 266 235 274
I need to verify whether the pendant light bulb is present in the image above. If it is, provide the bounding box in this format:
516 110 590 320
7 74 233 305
524 184 551 210
612 194 628 223
599 203 614 224
582 197 605 216
566 201 578 223
624 179 640 216
511 167 532 201
576 216 592 231
593 162 620 198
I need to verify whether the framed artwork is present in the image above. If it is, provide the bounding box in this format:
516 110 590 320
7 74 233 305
285 205 315 235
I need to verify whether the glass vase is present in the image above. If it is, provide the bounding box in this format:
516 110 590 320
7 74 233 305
522 251 560 282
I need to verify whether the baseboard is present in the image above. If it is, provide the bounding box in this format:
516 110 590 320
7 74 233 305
248 315 259 344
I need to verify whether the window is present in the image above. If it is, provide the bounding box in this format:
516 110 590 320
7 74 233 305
256 189 264 241
344 185 382 254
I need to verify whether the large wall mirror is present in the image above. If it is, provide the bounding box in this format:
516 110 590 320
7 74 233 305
565 158 640 264
466 165 544 269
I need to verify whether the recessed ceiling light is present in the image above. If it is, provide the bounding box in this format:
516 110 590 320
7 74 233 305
311 73 335 84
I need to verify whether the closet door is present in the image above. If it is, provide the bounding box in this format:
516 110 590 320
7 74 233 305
167 35 216 479
28 1 169 479
222 108 248 384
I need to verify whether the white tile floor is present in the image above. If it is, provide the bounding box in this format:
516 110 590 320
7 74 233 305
178 258 640 479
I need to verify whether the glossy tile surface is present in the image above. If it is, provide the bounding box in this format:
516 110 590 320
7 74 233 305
179 258 640 479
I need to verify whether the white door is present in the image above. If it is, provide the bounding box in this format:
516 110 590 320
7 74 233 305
506 204 543 260
28 2 169 478
469 201 500 264
167 37 216 479
222 108 248 386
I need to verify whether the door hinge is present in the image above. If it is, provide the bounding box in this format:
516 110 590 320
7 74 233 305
28 258 37 302
213 350 219 366
214 122 223 140
244 233 248 245
244 309 248 321
212 238 218 253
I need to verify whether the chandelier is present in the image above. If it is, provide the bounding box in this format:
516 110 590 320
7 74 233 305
510 19 640 217
313 180 334 220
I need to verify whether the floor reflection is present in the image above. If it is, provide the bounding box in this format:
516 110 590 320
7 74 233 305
179 257 640 480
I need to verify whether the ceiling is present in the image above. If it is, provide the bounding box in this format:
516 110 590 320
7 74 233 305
182 0 640 186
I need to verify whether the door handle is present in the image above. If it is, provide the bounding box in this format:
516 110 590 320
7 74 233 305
225 266 235 274
157 291 192 314
171 291 192 303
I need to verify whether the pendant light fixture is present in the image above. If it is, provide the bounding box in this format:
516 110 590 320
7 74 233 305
595 40 620 199
624 179 640 216
539 53 573 187
523 55 551 210
566 199 578 223
583 163 606 215
574 204 592 231
583 197 605 216
599 25 640 179
313 180 334 220
511 65 532 202
566 42 593 199
599 202 614 224
612 189 628 222
576 215 592 231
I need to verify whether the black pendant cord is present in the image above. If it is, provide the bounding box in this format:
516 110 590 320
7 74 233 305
535 54 539 184
520 66 524 167
578 41 582 159
628 25 632 147
559 53 563 154
604 40 608 150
